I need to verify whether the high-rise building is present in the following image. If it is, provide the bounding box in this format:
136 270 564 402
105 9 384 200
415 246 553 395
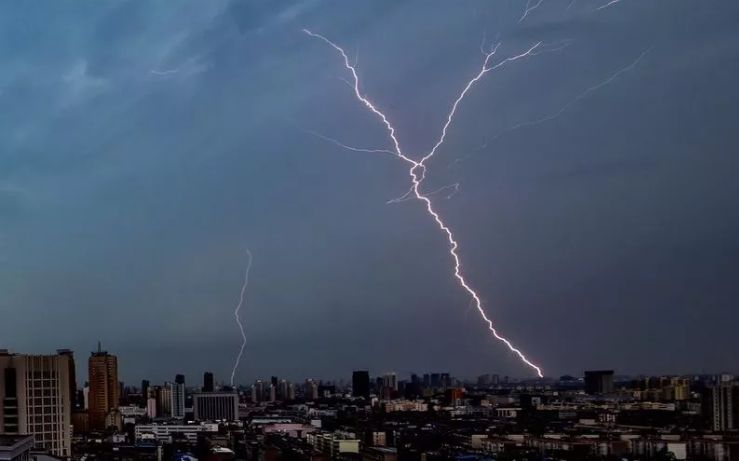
203 372 214 392
711 375 739 432
141 379 150 401
88 344 119 430
192 392 238 421
305 379 319 401
156 385 172 418
56 349 77 409
252 380 265 403
172 374 185 419
0 350 73 457
383 373 398 392
352 371 370 399
584 370 615 395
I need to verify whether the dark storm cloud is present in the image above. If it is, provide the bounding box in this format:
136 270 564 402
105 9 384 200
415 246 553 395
0 0 737 384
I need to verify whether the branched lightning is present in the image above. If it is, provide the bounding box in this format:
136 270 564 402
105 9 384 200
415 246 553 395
230 249 253 387
497 48 651 142
304 29 545 377
519 0 546 23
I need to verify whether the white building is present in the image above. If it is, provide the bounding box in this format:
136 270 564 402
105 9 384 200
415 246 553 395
0 351 73 458
135 423 219 443
192 392 238 421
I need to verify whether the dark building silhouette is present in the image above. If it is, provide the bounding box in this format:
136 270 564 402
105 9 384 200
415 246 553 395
203 372 214 392
353 370 370 399
584 370 615 395
141 379 150 400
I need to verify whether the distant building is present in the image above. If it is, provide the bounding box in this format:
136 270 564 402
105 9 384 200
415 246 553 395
305 379 319 401
584 370 615 395
203 372 214 392
88 344 119 430
352 371 370 399
710 375 739 431
0 350 73 457
383 373 397 392
172 374 186 419
156 384 173 418
135 422 219 443
192 392 238 421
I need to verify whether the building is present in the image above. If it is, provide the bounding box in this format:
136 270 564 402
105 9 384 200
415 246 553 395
55 349 77 410
0 350 73 457
135 423 219 443
192 392 238 421
203 372 214 392
172 375 185 419
584 370 615 395
383 373 397 392
156 385 172 418
711 375 739 431
305 379 319 401
88 344 119 430
352 371 370 399
0 434 34 461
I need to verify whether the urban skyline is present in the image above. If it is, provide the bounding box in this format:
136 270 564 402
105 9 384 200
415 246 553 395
3 346 739 460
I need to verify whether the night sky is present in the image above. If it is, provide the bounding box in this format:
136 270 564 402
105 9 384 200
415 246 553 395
1 0 738 385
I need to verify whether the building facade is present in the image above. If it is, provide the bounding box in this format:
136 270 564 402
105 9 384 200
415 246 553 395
0 350 73 458
88 346 119 430
192 392 238 421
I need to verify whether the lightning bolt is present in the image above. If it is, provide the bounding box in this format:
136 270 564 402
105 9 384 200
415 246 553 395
387 182 460 205
451 46 650 165
303 29 545 377
519 0 546 23
597 0 624 11
230 249 253 387
511 47 650 129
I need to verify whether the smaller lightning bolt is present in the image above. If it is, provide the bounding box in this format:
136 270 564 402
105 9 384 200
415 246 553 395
597 0 624 11
230 249 253 388
519 0 545 23
387 183 460 205
499 47 650 136
304 129 397 156
449 46 651 166
566 0 577 11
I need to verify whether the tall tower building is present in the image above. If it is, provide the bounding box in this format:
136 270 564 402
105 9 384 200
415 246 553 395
352 371 370 399
88 344 119 430
711 375 739 432
0 350 73 457
172 374 185 419
156 385 173 418
203 372 214 392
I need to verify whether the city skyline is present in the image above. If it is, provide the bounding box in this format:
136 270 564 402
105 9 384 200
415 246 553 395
1 1 738 381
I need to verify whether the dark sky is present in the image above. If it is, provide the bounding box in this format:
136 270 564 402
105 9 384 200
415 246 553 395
1 0 738 385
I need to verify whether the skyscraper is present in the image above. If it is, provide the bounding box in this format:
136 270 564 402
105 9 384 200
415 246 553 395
711 375 738 432
0 350 73 457
203 372 214 392
88 344 119 430
352 371 370 399
172 374 185 419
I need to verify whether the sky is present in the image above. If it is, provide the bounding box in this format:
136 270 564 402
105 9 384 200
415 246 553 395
1 0 738 386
